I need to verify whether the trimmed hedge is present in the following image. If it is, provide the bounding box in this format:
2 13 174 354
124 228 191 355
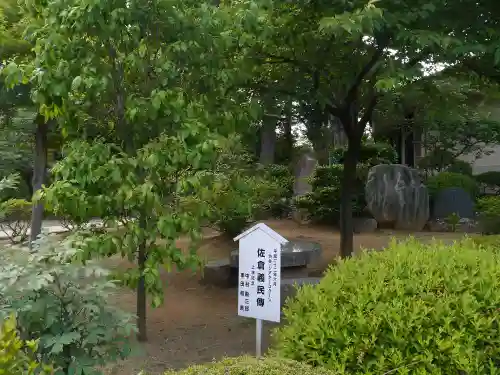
475 171 500 194
162 356 334 375
477 195 500 234
426 171 478 197
273 238 500 374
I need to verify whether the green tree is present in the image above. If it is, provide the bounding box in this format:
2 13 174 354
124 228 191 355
0 0 55 245
28 0 259 341
238 0 492 257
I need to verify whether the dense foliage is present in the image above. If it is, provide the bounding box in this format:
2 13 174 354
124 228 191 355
0 315 53 375
273 238 500 374
476 171 500 194
477 196 500 234
161 356 334 375
426 171 478 198
0 235 136 375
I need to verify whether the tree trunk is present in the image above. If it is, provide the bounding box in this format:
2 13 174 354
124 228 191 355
339 135 362 258
29 116 48 248
306 103 330 164
283 101 294 163
259 115 276 165
137 236 147 342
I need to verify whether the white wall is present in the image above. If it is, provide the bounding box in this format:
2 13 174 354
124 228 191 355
458 145 500 174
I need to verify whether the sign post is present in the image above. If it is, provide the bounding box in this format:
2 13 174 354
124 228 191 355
234 223 288 358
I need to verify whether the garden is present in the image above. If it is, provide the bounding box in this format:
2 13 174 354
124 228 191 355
2 0 500 374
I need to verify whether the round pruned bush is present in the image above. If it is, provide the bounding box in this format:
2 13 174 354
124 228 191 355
273 238 500 374
446 159 473 176
329 141 398 166
426 171 478 198
296 165 365 225
162 356 334 375
477 195 500 234
475 171 500 194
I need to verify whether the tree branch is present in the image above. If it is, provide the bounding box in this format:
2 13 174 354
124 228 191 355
343 42 387 108
258 53 314 73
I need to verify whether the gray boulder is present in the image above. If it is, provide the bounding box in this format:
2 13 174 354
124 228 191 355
432 187 474 219
365 164 429 230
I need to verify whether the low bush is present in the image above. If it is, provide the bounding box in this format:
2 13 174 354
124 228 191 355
475 171 500 194
446 159 473 176
262 164 294 218
0 315 53 375
273 238 500 374
329 141 398 166
296 165 365 225
0 235 136 375
210 169 283 238
476 195 500 234
0 198 31 244
426 171 478 197
161 356 334 375
470 234 500 250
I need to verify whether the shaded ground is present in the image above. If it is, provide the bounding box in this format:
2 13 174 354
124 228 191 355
100 219 467 375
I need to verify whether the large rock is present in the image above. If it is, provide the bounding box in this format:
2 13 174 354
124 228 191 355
365 164 429 230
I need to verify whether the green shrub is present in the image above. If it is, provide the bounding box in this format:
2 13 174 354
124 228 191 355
273 238 500 374
417 149 455 172
211 172 283 237
262 164 294 218
470 235 500 250
296 165 365 225
426 171 478 197
477 196 500 234
0 315 53 375
475 171 500 194
329 141 398 165
446 159 473 176
162 356 334 375
0 235 136 375
0 198 31 244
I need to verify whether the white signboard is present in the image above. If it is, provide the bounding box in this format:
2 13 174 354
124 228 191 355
234 223 287 323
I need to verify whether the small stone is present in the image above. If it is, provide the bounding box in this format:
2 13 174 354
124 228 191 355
200 259 237 288
353 217 378 233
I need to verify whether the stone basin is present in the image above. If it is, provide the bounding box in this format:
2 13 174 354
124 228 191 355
230 239 322 268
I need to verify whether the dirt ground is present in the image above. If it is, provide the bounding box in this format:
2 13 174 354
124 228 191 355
103 219 467 375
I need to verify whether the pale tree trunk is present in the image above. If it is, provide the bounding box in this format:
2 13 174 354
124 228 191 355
29 115 48 248
283 100 294 163
259 114 277 166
